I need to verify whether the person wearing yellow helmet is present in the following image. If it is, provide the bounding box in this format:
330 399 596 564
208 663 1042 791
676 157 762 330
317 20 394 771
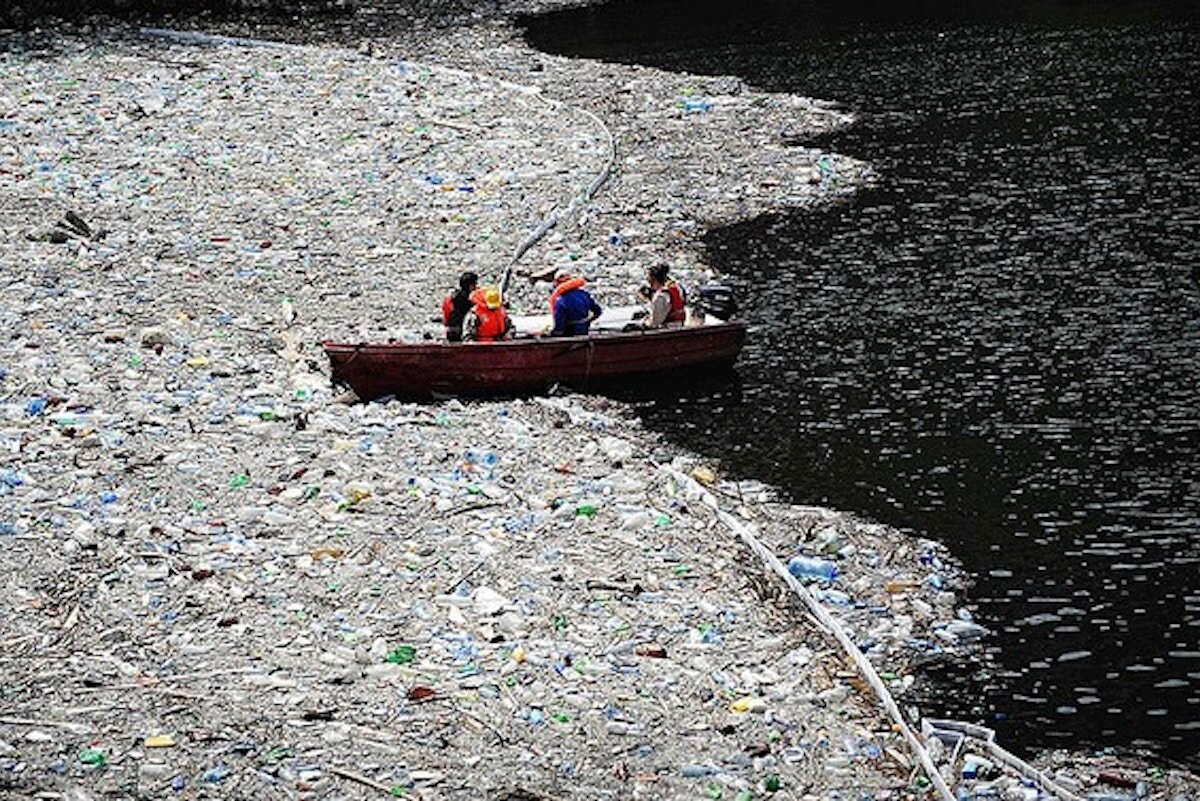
463 286 514 343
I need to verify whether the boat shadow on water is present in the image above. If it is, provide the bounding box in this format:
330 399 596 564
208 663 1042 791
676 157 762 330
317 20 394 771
411 361 744 405
591 363 744 405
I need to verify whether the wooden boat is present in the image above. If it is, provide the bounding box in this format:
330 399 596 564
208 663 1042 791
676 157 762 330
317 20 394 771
323 317 746 400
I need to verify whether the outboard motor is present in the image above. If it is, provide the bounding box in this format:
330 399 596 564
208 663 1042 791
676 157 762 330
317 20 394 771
697 282 738 321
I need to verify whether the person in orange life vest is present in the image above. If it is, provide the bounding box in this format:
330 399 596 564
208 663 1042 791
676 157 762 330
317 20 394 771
644 263 686 327
441 271 478 342
463 287 514 342
548 269 602 336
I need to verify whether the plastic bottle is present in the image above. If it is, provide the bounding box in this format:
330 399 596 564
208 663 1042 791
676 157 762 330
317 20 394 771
885 578 919 594
680 763 716 778
203 765 230 783
787 556 838 582
79 749 107 766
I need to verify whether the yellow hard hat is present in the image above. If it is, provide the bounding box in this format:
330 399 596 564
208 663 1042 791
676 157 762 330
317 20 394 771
484 287 502 309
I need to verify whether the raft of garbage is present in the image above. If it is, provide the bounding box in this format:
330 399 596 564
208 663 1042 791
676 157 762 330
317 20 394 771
1 8 1197 800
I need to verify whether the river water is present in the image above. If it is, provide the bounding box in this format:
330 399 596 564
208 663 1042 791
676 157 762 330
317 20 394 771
522 0 1200 766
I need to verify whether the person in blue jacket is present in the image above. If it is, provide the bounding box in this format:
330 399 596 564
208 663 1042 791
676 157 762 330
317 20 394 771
548 269 602 336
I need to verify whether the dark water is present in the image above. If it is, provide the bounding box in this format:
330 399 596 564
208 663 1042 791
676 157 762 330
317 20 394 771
522 0 1200 765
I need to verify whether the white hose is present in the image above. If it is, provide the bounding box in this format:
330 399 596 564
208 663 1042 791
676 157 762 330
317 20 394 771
141 27 299 50
923 719 1084 801
670 467 1095 801
383 57 615 264
508 97 615 267
140 27 615 295
667 468 956 801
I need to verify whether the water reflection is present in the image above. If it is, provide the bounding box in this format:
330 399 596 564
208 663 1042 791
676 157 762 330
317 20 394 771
524 0 1200 764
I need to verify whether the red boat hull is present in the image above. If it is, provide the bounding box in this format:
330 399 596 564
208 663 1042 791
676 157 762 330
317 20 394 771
323 322 746 399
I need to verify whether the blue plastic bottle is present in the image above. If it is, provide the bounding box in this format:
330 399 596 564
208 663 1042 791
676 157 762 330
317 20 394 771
787 555 838 582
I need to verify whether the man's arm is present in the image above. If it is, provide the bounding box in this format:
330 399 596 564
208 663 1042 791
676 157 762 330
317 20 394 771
647 292 670 327
462 310 480 342
550 301 566 336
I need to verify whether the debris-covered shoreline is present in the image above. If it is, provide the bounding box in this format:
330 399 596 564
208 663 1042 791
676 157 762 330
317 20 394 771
1 5 1198 799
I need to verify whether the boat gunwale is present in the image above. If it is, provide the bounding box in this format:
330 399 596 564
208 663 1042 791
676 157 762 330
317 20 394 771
321 320 746 355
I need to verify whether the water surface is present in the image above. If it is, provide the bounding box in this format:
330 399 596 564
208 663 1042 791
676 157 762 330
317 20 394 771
524 0 1200 764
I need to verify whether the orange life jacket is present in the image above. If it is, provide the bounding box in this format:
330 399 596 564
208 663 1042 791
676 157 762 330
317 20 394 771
467 289 508 342
548 277 588 315
473 306 509 342
665 282 686 323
